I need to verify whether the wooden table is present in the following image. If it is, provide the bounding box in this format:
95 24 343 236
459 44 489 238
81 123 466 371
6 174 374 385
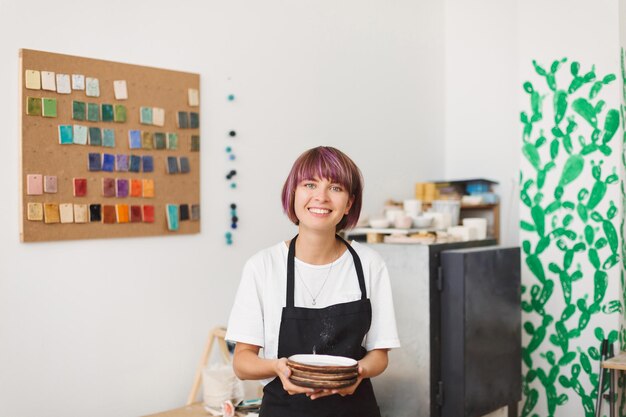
141 402 252 417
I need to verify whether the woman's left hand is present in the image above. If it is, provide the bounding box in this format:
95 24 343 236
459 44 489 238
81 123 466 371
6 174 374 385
308 365 364 400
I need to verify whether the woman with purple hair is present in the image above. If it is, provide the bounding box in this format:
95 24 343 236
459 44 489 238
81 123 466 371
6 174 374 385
226 146 400 417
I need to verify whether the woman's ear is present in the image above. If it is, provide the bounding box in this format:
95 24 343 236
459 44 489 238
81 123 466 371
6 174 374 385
344 195 355 215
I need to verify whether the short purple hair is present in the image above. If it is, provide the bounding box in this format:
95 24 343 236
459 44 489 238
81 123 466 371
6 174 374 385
281 146 363 231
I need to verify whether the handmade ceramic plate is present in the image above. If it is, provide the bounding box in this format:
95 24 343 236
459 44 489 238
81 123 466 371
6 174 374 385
289 375 358 389
287 354 358 374
290 368 359 381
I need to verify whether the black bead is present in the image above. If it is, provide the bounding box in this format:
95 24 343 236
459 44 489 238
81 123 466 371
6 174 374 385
229 130 236 137
231 216 239 222
230 203 237 209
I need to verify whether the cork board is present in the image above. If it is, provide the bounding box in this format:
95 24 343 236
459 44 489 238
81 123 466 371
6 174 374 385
19 49 201 242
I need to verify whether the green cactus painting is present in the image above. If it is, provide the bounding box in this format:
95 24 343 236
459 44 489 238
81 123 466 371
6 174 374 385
520 57 622 417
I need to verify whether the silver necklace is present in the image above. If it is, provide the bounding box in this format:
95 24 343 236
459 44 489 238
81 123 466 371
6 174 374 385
295 247 339 306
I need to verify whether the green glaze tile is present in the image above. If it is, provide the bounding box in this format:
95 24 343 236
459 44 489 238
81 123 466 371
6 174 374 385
88 127 102 146
140 107 153 125
191 135 200 152
101 104 114 122
26 97 41 116
102 129 115 147
114 105 127 123
42 98 57 117
167 133 178 150
153 132 166 149
87 103 100 122
141 131 153 150
72 101 86 121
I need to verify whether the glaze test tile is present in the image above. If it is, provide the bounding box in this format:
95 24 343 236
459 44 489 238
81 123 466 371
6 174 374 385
114 105 127 123
102 178 116 197
179 204 190 221
26 97 42 116
27 202 44 221
191 204 200 221
88 127 102 146
25 70 41 90
43 203 60 224
130 205 142 223
130 179 142 197
142 205 155 223
102 104 114 122
113 80 128 100
152 107 165 127
89 204 101 222
73 125 88 145
74 204 89 223
140 107 153 124
72 101 86 120
72 74 85 90
102 205 116 223
166 204 179 231
188 88 199 106
153 132 166 149
141 155 153 173
58 125 73 144
116 204 129 223
116 154 129 172
86 77 100 97
102 129 115 147
142 179 154 198
189 112 199 129
167 133 178 150
73 178 87 197
88 153 102 171
177 111 189 129
167 157 179 174
102 154 115 172
41 71 56 91
141 131 153 150
56 74 71 94
179 157 190 173
26 174 43 195
116 178 129 197
191 135 200 152
42 98 57 117
129 155 141 173
87 103 100 122
44 175 57 193
128 130 142 149
59 203 74 223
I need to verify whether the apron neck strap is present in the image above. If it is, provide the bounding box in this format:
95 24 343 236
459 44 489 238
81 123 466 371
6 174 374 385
287 234 367 308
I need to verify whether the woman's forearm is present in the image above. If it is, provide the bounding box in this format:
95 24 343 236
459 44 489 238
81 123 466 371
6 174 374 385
233 344 279 380
358 349 389 379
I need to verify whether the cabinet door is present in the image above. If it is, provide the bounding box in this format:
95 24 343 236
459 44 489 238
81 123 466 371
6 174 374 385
440 246 521 417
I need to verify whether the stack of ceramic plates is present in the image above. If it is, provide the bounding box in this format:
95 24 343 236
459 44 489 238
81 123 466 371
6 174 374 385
287 354 359 389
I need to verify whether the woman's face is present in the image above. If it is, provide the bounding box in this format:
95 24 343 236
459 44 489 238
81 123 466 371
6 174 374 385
294 177 353 232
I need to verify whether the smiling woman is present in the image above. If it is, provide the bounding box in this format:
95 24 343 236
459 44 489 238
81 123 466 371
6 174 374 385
225 146 401 417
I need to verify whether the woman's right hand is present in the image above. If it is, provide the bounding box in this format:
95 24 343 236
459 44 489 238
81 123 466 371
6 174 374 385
275 358 320 396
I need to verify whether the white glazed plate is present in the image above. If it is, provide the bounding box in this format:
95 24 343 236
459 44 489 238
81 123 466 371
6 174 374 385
288 354 357 367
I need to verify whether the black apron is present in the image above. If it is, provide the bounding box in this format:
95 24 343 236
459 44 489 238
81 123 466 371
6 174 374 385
260 234 381 417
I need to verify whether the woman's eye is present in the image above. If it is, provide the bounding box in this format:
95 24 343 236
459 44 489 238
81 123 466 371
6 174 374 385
331 186 343 192
304 183 316 189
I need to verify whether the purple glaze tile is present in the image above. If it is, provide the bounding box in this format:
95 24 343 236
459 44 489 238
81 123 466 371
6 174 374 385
116 178 129 197
116 154 129 172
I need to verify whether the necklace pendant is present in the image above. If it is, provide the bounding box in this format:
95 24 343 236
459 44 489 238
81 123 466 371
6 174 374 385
312 299 316 305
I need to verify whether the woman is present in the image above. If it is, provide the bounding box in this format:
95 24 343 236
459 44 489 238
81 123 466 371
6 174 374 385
226 146 400 417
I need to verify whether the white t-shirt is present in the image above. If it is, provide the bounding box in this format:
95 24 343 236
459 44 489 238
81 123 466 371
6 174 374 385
226 240 401 380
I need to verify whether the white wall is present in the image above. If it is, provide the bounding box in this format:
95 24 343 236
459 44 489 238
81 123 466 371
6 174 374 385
443 0 520 246
0 1 444 416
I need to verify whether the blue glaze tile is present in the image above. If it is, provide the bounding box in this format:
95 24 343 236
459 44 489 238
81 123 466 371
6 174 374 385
129 155 141 173
88 153 102 171
179 156 190 173
102 153 115 172
58 125 73 144
167 156 179 174
128 130 142 149
142 155 154 172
